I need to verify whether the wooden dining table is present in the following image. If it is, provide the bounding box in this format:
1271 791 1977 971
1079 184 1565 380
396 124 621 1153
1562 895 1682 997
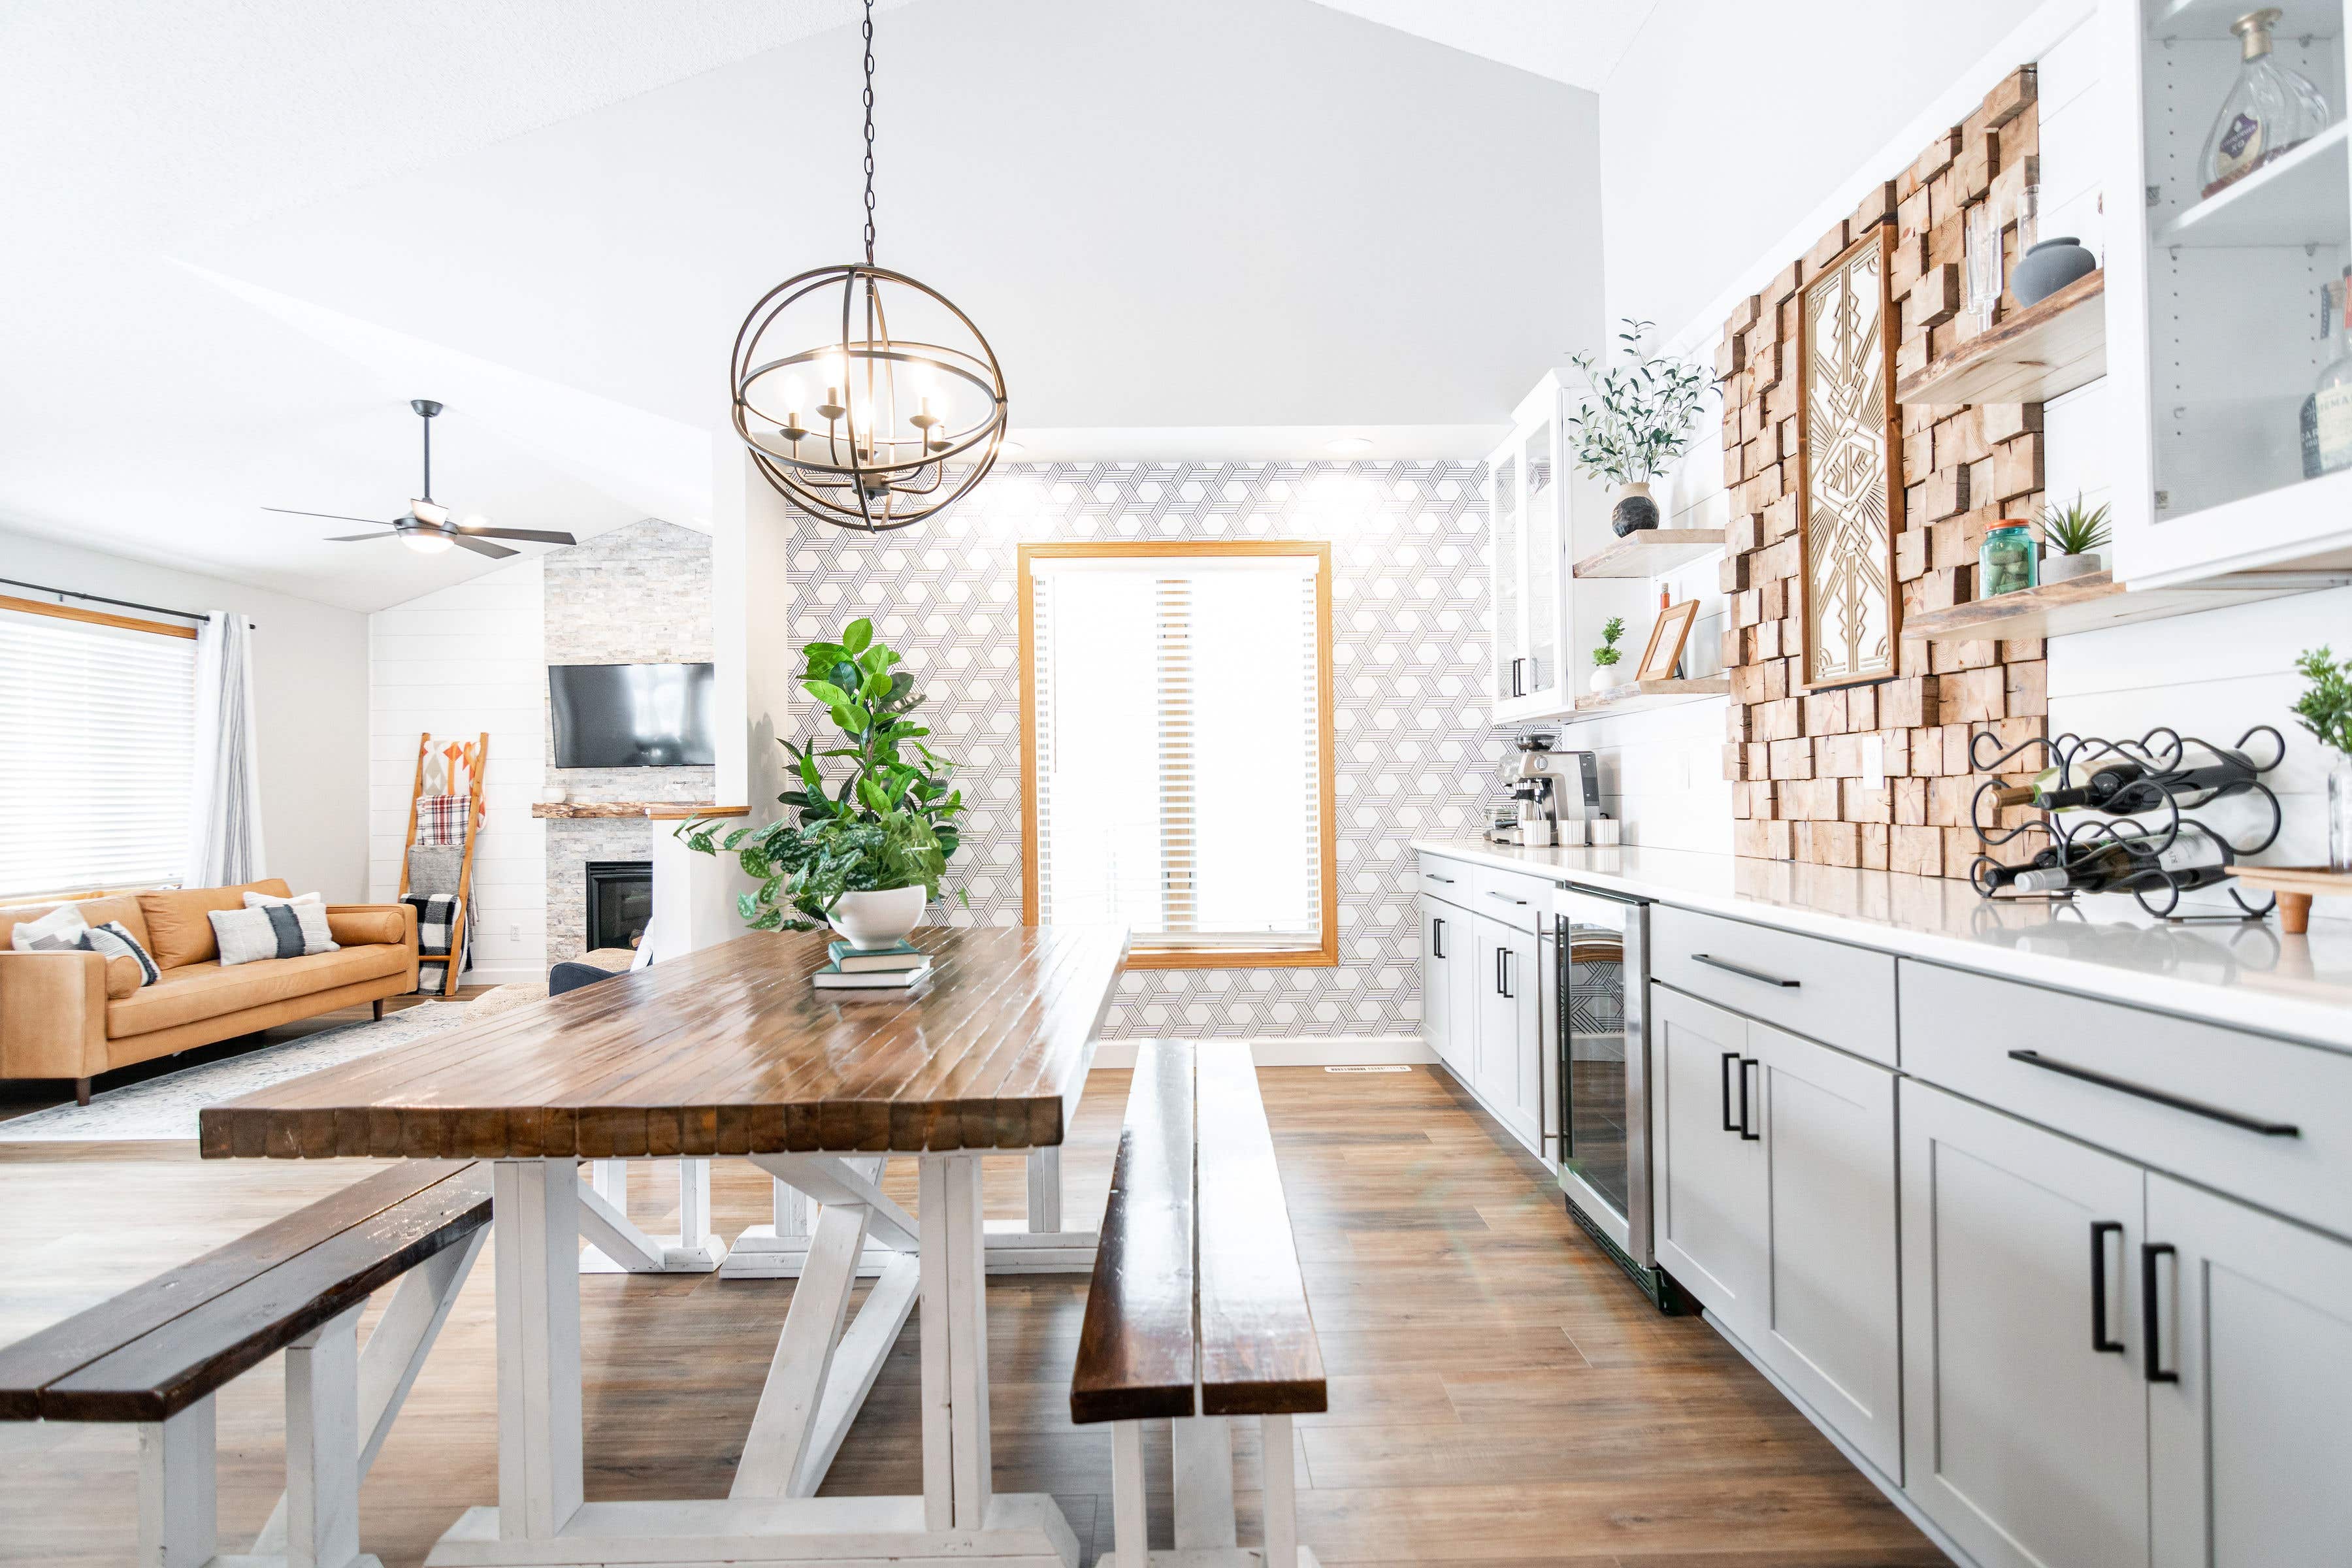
201 924 1128 1568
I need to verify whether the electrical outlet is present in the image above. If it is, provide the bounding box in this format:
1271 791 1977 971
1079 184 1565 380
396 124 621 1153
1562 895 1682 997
1861 733 1886 791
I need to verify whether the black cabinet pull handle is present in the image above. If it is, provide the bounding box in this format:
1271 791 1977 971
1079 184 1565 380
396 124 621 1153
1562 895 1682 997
1487 890 1528 906
1501 949 1514 1000
1510 656 1526 697
1738 1058 1760 1140
1495 947 1504 996
1691 953 1801 988
1720 1051 1740 1133
2142 1243 2179 1384
1431 917 1445 960
2008 1051 2300 1137
2091 1220 2126 1354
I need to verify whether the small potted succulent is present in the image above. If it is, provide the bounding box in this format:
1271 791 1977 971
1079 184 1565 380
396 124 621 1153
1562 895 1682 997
1589 615 1627 694
2038 495 2111 584
1566 319 1713 537
2292 645 2352 872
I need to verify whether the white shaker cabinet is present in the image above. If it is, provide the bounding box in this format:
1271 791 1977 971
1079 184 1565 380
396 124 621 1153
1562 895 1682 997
1484 373 1577 723
1748 1020 1901 1479
1419 895 1475 1081
1472 913 1543 1152
1652 985 1767 1333
2146 1174 2352 1567
1899 1081 2151 1568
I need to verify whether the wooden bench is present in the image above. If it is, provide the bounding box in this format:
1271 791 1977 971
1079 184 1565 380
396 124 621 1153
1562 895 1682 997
0 1160 491 1568
1071 1042 1326 1568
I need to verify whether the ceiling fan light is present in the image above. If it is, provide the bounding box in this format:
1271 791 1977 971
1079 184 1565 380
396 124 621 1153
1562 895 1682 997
401 529 454 555
412 498 449 526
460 514 489 531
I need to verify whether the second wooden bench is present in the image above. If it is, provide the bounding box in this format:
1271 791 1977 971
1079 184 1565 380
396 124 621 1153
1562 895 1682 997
1071 1041 1326 1568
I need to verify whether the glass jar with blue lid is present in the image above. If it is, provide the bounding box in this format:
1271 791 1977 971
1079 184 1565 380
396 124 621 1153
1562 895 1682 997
1978 519 2038 597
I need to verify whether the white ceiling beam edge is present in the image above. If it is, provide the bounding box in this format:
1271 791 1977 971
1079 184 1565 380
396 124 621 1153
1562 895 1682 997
1002 425 1506 464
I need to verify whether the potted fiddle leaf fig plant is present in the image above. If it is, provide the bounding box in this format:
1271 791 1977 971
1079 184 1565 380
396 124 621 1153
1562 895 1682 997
2038 494 2112 584
1590 615 1627 694
1565 318 1714 537
677 616 966 945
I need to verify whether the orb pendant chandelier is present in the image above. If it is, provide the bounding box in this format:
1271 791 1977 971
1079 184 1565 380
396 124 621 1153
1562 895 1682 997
729 0 1009 532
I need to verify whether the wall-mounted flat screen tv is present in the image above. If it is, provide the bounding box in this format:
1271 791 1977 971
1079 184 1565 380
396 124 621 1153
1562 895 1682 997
548 662 716 768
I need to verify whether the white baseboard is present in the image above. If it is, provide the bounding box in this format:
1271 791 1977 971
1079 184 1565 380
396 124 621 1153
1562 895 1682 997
1087 1034 1434 1070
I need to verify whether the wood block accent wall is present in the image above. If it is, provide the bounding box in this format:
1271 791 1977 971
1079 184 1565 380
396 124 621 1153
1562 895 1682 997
1717 67 2049 879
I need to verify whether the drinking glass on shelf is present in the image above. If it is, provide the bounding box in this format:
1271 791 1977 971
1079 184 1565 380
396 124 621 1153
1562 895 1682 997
1963 201 2001 333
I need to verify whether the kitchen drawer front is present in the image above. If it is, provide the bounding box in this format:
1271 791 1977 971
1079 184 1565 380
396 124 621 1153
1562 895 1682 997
1416 853 1475 908
1901 959 2352 1241
1652 906 1897 1066
1468 863 1552 933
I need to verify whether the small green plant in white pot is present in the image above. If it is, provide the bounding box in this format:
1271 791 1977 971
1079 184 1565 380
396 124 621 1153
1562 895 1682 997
1565 319 1713 538
1589 615 1627 694
2293 646 2352 872
2038 495 2111 584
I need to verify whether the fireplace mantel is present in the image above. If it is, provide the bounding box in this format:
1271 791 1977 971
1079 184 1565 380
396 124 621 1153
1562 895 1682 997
532 802 752 820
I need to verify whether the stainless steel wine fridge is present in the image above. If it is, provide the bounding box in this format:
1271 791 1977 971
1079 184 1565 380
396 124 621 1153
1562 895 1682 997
1552 883 1670 1306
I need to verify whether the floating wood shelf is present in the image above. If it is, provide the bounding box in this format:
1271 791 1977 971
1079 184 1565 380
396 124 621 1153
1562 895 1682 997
1561 676 1731 724
2158 122 2347 248
1572 529 1728 579
532 801 749 819
1895 269 2104 408
1899 569 2300 644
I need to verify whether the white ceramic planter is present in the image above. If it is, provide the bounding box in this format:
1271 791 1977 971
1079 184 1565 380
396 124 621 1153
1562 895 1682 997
2042 551 2102 584
826 885 927 949
1590 663 1625 694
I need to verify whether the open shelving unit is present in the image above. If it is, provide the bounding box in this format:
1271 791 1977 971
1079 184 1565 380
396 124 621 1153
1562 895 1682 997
1571 529 1727 580
1560 676 1729 725
2155 122 2347 249
1893 269 2106 408
1897 570 2299 643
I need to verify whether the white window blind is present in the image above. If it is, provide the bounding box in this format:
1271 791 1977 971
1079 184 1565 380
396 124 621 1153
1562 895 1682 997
1028 552 1326 954
0 608 196 898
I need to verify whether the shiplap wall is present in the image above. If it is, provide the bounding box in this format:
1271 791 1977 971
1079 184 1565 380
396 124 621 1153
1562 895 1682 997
366 559 547 983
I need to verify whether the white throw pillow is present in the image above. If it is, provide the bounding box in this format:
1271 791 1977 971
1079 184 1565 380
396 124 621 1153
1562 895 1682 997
210 906 294 966
242 890 339 956
8 904 91 953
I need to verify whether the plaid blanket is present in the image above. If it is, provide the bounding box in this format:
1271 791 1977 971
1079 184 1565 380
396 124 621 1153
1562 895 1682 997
416 794 466 847
402 893 465 995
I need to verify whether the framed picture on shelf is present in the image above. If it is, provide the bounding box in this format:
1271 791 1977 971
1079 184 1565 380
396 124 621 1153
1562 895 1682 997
1637 600 1699 681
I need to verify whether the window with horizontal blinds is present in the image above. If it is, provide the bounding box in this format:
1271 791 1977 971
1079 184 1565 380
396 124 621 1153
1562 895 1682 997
1023 547 1333 964
0 607 196 898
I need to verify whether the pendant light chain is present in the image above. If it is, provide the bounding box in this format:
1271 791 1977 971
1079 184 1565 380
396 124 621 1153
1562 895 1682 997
860 0 877 265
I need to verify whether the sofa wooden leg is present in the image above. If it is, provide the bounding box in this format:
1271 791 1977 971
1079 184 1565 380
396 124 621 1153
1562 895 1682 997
74 1077 91 1107
372 998 386 1021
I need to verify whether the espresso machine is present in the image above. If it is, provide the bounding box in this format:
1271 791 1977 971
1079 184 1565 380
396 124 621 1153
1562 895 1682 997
1488 733 1606 847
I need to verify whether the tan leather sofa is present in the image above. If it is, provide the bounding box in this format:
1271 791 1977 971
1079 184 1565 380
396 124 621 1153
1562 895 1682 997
0 879 419 1104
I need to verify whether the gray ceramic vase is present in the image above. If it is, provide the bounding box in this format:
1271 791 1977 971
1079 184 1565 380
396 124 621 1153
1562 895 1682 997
2012 237 2097 307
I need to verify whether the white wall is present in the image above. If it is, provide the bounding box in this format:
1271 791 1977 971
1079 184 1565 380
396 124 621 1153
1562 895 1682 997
0 525 370 900
366 559 547 983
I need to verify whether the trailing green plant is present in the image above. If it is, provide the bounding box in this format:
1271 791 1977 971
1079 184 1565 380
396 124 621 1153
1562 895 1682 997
1563 319 1714 486
676 616 967 930
2292 645 2352 756
2038 493 2112 557
1592 614 1626 668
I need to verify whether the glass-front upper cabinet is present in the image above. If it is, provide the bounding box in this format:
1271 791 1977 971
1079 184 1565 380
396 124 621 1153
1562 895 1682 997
2107 0 2352 585
1486 372 1577 724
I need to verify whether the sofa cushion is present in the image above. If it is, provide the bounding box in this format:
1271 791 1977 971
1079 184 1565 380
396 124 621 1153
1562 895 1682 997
327 908 406 946
105 941 408 1038
136 881 293 970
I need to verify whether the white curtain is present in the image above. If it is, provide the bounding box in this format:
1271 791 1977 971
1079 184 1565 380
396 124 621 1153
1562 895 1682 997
188 612 266 886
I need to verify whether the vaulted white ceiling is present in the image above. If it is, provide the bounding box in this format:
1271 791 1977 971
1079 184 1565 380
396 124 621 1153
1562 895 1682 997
2 0 1610 610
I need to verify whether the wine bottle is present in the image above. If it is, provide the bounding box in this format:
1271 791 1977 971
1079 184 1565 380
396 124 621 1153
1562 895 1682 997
1980 845 2066 890
2010 830 2232 895
1991 741 2259 814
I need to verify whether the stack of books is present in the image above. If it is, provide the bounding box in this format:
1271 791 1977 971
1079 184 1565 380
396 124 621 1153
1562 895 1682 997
811 938 934 990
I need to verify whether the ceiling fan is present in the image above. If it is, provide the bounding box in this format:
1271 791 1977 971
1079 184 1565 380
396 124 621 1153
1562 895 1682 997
265 399 578 559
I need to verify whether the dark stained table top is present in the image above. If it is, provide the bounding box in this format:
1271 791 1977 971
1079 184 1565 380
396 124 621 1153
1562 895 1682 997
199 926 1127 1161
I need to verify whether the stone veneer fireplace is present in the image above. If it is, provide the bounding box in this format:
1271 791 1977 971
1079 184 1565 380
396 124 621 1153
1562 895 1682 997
584 860 653 954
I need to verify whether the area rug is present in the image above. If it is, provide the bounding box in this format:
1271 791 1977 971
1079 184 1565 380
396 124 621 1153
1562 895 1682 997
0 983 548 1143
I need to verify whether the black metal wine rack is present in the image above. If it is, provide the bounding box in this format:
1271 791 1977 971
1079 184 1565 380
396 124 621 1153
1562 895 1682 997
1966 725 2287 921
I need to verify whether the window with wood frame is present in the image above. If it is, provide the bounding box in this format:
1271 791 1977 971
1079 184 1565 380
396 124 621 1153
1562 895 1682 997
1019 541 1337 968
0 596 197 900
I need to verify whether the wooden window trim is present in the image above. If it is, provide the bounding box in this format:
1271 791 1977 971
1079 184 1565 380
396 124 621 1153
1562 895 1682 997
0 594 198 640
1017 540 1339 970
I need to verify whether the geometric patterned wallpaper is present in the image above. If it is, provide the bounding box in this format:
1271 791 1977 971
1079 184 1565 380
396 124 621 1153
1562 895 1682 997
783 460 1498 1039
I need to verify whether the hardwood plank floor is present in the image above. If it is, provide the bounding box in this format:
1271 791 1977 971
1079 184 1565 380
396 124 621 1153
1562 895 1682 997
0 1064 1938 1566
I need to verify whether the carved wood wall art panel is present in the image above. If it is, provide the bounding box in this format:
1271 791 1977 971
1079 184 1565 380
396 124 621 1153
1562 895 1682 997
1797 227 1903 691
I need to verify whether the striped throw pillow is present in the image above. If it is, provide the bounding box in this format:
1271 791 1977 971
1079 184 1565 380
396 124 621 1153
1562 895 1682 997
8 904 91 953
209 906 305 966
84 920 159 986
242 890 338 956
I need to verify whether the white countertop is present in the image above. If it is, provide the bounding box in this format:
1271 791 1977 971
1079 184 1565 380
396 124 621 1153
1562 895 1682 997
1411 838 2352 1054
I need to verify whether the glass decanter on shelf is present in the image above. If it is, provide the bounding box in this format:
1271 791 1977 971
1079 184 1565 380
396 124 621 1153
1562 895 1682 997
2300 270 2352 479
2199 7 2332 198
